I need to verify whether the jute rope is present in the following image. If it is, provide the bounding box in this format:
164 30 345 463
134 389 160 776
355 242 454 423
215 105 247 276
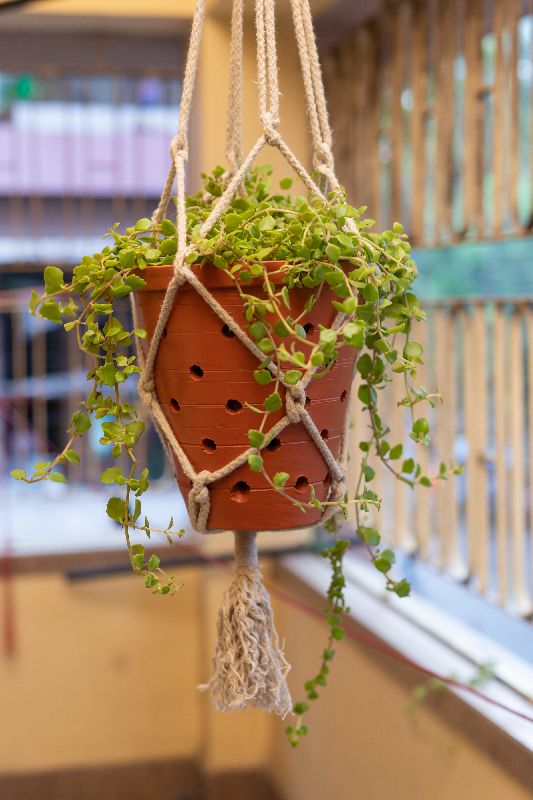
130 0 355 716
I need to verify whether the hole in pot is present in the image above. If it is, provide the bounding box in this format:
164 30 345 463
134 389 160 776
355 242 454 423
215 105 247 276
189 364 204 380
170 398 181 412
303 322 315 337
265 437 281 453
295 475 309 493
201 437 217 454
320 429 329 442
226 399 243 414
305 395 312 408
340 389 348 402
230 481 250 503
221 323 236 338
163 326 168 339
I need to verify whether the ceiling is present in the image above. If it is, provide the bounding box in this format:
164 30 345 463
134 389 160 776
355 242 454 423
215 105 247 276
0 0 383 38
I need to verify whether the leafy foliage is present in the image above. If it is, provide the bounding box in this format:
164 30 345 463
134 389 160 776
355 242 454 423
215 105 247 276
12 164 459 741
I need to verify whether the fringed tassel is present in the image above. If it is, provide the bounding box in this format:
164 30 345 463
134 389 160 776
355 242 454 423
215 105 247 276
200 531 292 716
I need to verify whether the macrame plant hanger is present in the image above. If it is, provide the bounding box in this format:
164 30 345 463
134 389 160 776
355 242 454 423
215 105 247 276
131 0 356 716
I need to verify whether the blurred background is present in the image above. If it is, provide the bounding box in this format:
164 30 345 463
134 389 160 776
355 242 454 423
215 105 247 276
0 0 532 798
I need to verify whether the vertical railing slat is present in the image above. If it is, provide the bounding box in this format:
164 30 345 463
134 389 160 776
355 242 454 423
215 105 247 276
508 307 531 614
492 304 509 606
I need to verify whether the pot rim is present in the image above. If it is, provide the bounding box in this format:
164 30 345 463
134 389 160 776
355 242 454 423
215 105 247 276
137 260 290 291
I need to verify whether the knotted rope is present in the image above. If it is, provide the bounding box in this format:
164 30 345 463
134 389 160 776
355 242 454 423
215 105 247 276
131 0 355 716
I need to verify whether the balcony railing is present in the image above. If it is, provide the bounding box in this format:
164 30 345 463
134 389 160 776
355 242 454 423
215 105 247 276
347 298 533 619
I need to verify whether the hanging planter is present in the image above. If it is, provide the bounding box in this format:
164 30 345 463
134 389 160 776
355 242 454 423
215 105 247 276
135 259 356 532
12 0 458 740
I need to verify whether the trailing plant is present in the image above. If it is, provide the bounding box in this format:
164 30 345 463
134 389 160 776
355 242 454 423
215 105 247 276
12 164 459 736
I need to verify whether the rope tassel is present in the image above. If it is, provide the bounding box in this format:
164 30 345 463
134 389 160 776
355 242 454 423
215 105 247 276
200 532 292 716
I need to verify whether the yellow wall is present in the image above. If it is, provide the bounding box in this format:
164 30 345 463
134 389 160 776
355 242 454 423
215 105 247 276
269 589 533 800
2 563 531 800
0 570 203 773
190 16 310 187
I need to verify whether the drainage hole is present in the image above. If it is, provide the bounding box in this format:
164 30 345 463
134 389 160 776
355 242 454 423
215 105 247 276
170 398 181 412
295 475 309 493
265 437 281 453
320 429 329 442
189 364 204 380
226 399 243 414
163 326 168 339
201 437 217 454
230 481 250 503
340 389 348 402
303 322 315 337
305 395 312 408
221 324 236 338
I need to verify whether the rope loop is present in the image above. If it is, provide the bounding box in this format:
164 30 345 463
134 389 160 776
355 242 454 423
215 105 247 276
286 384 306 423
170 135 189 164
188 469 212 531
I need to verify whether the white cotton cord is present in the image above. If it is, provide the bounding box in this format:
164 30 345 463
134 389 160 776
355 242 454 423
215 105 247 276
198 532 292 715
226 0 244 173
289 0 338 192
132 0 358 716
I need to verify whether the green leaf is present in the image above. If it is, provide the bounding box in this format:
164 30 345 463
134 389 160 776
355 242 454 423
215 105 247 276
10 469 26 481
40 301 62 323
253 368 273 386
258 214 276 231
325 243 340 263
285 370 302 385
362 283 379 303
64 449 80 464
248 429 265 448
374 548 396 573
160 237 177 256
393 579 411 598
134 217 152 231
273 471 289 489
133 328 147 339
148 554 160 571
403 341 423 360
97 363 119 387
100 467 124 485
43 266 64 294
412 418 429 435
402 458 415 474
125 420 145 445
160 218 176 236
126 275 147 290
389 444 403 460
72 412 91 434
49 472 68 484
249 321 266 340
118 249 136 268
359 526 380 546
106 497 126 522
248 454 264 472
264 391 282 412
280 178 293 190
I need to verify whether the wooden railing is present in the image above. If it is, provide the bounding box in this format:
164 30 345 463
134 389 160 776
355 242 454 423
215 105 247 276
348 298 533 618
322 0 533 247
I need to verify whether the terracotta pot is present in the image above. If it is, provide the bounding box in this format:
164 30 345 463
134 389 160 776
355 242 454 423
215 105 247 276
134 262 357 531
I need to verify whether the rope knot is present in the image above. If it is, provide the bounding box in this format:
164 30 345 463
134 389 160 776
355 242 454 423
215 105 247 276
188 470 211 532
170 135 188 163
286 385 306 423
138 376 156 403
262 111 281 145
314 140 334 167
